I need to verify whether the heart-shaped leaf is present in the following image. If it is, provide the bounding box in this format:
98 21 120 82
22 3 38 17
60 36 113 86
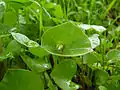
41 22 92 57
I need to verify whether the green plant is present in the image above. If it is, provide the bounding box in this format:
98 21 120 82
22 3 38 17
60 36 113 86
0 0 120 90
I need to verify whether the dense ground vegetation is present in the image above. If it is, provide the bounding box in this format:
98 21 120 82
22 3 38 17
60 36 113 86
0 0 120 90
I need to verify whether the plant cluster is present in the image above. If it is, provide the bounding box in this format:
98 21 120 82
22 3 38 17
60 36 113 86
0 0 120 90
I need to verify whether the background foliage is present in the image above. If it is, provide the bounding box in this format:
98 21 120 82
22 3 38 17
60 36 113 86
0 0 120 90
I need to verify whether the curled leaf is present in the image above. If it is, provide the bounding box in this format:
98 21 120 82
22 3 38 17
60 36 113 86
11 32 39 47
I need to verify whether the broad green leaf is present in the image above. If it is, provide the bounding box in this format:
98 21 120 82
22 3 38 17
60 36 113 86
0 69 44 90
106 49 120 62
11 32 39 47
21 54 51 73
41 22 92 57
83 52 98 65
29 46 49 57
98 86 107 90
89 34 100 49
3 11 17 27
51 60 79 90
79 24 106 33
94 69 109 85
7 40 21 55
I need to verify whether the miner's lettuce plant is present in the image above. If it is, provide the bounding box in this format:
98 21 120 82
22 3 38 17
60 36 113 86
1 0 120 90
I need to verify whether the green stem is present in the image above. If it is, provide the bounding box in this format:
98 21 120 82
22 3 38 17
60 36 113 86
99 35 105 68
104 0 117 17
39 6 43 38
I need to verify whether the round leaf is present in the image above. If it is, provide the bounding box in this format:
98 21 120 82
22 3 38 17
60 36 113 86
0 69 44 90
94 69 108 85
4 11 17 27
41 22 92 57
7 40 21 55
106 49 120 61
51 60 79 90
83 52 98 65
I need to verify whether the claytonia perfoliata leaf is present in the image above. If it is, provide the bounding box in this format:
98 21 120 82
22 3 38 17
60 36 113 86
29 46 49 57
7 40 21 55
83 52 98 65
51 60 79 90
21 54 51 73
41 22 92 57
11 32 39 47
106 49 120 61
94 69 109 85
0 69 44 90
